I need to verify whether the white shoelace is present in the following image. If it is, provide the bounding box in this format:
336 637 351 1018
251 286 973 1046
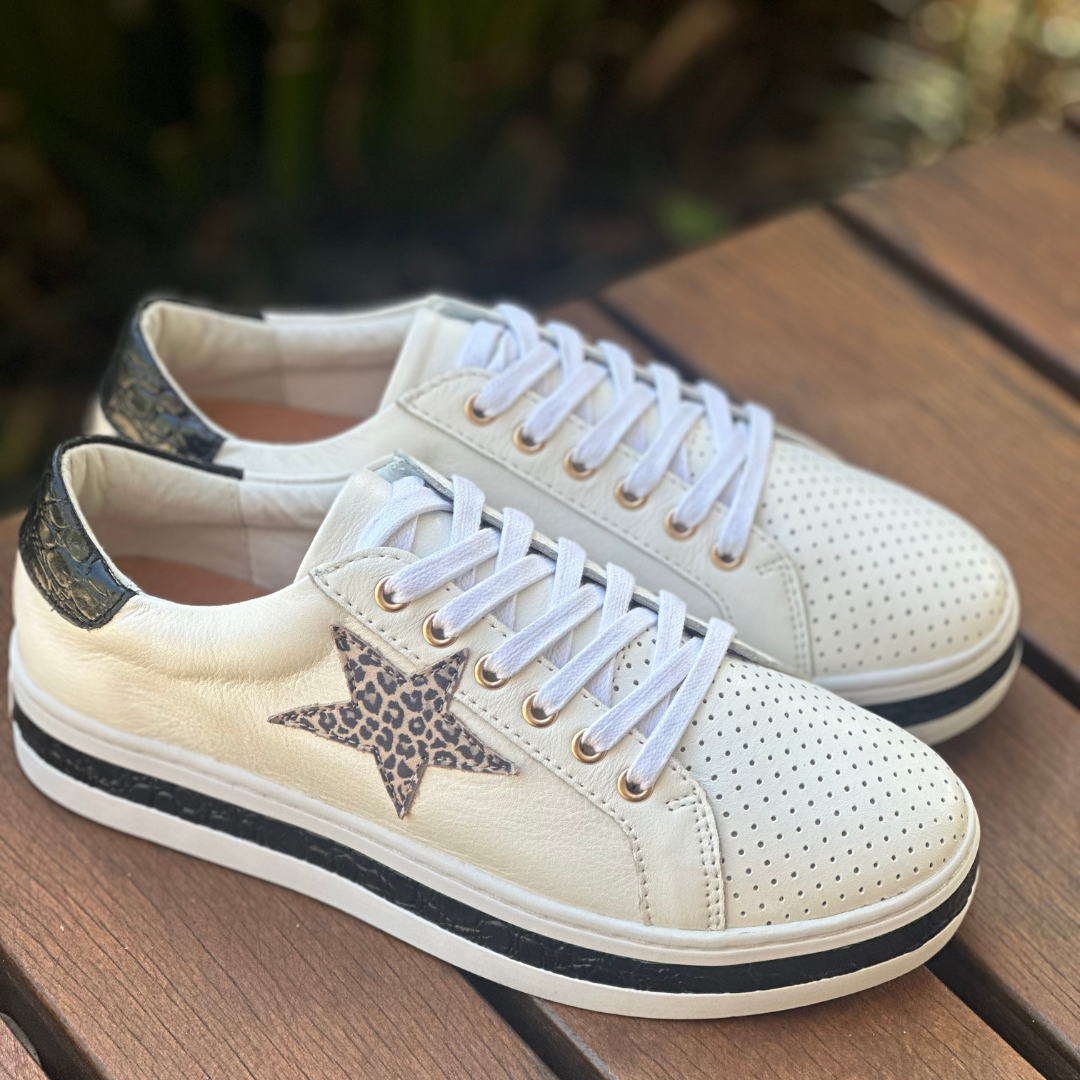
457 304 774 564
358 474 735 796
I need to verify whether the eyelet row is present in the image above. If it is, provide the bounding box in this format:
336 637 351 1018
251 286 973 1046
464 396 743 570
376 581 652 801
376 550 679 792
474 658 648 797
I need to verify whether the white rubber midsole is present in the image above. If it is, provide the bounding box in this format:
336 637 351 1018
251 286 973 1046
904 643 1022 746
13 721 976 1019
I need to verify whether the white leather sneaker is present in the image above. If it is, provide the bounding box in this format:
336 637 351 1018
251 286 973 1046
85 295 1021 742
10 438 979 1018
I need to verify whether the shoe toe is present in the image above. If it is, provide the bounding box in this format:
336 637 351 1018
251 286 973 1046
760 443 1017 680
674 660 974 929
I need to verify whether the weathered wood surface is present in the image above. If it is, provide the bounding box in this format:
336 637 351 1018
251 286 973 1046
0 519 554 1080
0 1020 46 1080
836 122 1080 397
525 967 1041 1080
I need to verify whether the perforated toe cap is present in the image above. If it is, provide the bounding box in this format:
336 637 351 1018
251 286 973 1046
666 658 972 929
759 442 1014 679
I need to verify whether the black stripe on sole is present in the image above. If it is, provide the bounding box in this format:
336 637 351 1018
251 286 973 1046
13 703 977 996
867 637 1020 728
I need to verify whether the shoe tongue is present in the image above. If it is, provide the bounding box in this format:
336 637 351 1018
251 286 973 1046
295 465 459 581
377 306 476 408
294 469 394 580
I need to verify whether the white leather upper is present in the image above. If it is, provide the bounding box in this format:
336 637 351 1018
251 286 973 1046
89 295 1019 690
619 650 969 926
11 443 976 940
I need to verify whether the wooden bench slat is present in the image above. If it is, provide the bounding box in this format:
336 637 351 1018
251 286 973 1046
936 668 1080 1074
595 209 1080 692
0 519 553 1080
836 122 1080 398
0 1021 46 1080
521 967 1041 1080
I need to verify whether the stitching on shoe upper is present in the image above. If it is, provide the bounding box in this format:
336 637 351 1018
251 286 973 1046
756 556 812 678
694 798 725 930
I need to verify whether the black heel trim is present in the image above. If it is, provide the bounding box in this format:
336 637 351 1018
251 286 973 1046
99 298 224 463
18 445 135 629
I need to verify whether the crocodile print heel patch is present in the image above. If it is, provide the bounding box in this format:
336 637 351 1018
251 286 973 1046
18 448 135 629
99 312 224 463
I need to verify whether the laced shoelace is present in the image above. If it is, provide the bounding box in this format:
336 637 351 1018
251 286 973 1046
457 303 774 565
357 474 735 799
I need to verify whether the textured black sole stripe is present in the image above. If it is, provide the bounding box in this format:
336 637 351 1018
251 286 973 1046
867 637 1020 727
13 704 977 996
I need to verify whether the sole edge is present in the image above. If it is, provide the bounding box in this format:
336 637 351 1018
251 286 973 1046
12 706 978 1018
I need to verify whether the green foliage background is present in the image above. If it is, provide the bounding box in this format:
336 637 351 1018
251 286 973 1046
0 0 880 370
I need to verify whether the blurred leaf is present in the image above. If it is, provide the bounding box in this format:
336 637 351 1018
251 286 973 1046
656 189 730 247
0 385 50 481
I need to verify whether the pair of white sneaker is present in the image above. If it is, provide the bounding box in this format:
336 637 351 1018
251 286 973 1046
10 294 1015 1018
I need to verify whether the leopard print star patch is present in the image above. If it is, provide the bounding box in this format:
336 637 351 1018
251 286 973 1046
269 625 516 817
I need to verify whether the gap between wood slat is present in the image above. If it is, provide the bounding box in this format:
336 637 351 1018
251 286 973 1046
466 976 614 1080
826 201 1080 401
929 939 1079 1080
590 294 700 380
1021 635 1080 709
0 947 101 1080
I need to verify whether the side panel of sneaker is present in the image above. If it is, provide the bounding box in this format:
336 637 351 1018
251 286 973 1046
85 298 1022 741
9 440 981 1016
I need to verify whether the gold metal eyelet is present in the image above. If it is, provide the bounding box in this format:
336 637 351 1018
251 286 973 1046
512 424 545 454
422 612 458 648
464 393 495 425
614 479 648 510
571 729 606 764
522 693 558 728
474 654 508 689
663 510 696 540
617 770 653 802
375 577 408 612
563 451 595 481
710 546 745 571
